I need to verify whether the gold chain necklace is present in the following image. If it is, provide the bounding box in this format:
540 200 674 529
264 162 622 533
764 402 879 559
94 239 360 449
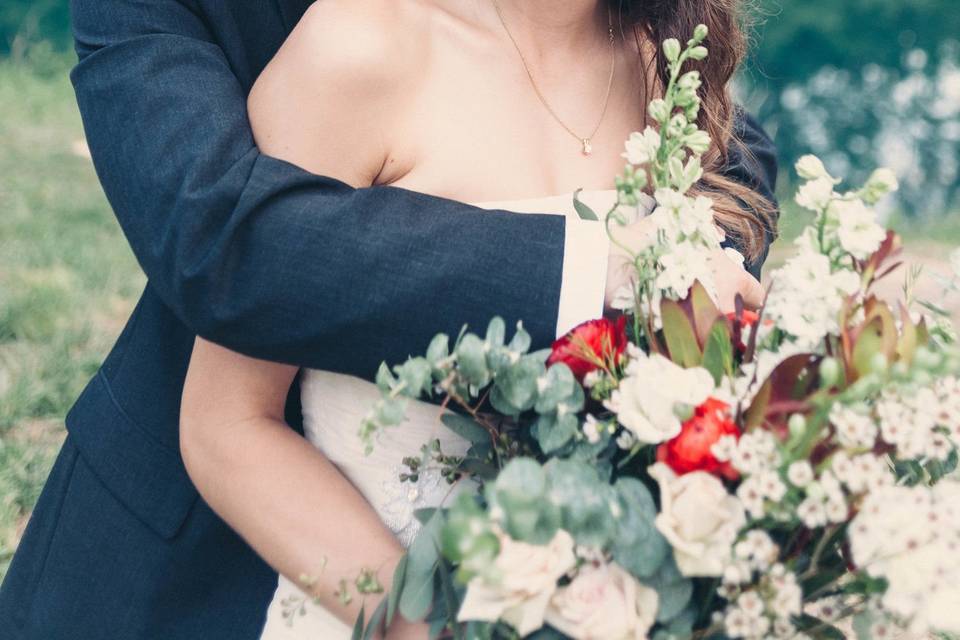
490 1 617 156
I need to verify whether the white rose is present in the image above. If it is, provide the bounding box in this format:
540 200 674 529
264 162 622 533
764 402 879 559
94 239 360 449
545 562 659 640
649 462 747 577
607 354 714 444
794 176 836 211
458 529 576 636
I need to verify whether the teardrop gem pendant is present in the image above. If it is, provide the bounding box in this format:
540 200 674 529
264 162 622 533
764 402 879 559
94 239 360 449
581 138 593 156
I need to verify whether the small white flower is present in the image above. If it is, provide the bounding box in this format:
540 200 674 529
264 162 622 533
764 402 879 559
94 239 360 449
623 127 661 166
795 176 836 211
828 198 887 260
797 496 828 528
582 415 601 444
787 461 814 488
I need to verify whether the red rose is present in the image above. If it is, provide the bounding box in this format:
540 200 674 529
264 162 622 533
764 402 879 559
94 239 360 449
656 397 741 480
547 317 628 381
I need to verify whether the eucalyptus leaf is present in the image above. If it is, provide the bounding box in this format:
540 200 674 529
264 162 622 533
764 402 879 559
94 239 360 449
646 557 693 623
545 459 616 548
440 413 490 444
361 597 389 640
352 604 365 640
509 323 533 354
485 317 506 349
573 188 600 221
534 412 578 454
491 356 543 414
394 357 432 398
400 512 443 621
534 363 576 414
456 334 490 387
610 478 669 578
426 333 450 368
386 553 408 626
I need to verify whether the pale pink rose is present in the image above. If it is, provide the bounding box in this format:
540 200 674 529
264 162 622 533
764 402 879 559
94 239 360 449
458 529 576 636
545 562 658 640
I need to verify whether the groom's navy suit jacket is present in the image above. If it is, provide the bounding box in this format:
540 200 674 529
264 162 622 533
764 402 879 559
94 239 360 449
0 1 777 638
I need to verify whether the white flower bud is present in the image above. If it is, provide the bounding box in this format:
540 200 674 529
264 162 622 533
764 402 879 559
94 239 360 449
795 155 830 181
663 38 681 63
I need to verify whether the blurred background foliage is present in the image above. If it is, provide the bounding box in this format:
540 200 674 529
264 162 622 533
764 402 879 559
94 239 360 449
0 0 958 579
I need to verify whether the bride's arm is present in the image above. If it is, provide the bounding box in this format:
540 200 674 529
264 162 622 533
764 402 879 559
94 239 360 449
180 338 425 638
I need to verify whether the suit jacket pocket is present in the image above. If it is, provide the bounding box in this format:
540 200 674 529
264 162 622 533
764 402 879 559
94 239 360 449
65 371 199 539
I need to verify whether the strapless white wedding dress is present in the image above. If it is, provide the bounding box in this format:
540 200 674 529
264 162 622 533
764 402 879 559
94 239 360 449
259 191 620 639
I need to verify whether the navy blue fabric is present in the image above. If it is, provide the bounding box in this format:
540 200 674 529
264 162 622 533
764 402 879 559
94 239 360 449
0 1 778 638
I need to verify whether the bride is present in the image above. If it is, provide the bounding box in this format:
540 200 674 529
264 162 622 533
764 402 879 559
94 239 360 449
179 0 775 638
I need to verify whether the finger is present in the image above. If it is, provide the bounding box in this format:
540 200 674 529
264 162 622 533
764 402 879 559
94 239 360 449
739 273 766 310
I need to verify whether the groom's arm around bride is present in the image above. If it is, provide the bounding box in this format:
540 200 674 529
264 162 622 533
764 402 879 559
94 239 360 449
0 1 777 639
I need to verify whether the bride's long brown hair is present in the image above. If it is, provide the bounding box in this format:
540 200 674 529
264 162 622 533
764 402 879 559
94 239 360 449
615 0 777 262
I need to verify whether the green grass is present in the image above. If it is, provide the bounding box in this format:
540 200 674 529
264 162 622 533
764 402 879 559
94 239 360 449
0 54 144 576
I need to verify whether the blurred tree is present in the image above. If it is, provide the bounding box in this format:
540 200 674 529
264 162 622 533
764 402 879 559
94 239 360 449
750 0 960 83
1 0 70 57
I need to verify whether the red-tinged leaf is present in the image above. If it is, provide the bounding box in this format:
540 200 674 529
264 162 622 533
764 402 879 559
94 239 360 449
916 316 931 346
661 299 703 368
864 298 898 361
702 319 734 384
852 316 885 379
862 231 903 285
744 353 821 438
686 280 723 348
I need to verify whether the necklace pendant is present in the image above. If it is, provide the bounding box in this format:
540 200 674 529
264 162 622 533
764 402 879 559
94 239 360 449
581 138 593 156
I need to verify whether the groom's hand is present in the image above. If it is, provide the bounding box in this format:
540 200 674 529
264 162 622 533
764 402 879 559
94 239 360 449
603 217 766 314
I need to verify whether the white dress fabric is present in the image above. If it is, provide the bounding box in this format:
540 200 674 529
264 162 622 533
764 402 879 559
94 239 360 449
259 191 620 639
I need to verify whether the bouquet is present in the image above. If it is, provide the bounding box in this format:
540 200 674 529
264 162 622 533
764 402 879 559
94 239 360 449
350 26 960 640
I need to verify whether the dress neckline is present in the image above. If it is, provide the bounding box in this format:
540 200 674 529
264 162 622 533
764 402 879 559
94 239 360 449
471 188 618 209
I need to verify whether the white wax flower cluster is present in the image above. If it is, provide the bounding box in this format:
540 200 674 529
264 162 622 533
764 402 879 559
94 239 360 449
849 481 960 634
722 564 804 639
875 375 960 461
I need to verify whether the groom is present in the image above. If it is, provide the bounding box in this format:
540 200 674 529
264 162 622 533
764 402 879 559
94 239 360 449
0 0 777 638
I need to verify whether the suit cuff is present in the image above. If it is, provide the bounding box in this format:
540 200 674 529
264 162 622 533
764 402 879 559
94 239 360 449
557 218 609 338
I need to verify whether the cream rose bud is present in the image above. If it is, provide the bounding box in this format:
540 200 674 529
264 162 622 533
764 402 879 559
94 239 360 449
795 155 831 181
649 462 747 577
545 562 659 640
457 529 576 636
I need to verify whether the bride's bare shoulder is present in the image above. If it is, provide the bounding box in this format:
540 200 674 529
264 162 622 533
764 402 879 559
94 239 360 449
248 0 431 183
272 0 428 87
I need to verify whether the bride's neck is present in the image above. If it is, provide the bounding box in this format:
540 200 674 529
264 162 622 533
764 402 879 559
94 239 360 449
487 0 609 54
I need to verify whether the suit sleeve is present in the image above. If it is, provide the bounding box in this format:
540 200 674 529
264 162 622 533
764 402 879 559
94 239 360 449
69 0 566 377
